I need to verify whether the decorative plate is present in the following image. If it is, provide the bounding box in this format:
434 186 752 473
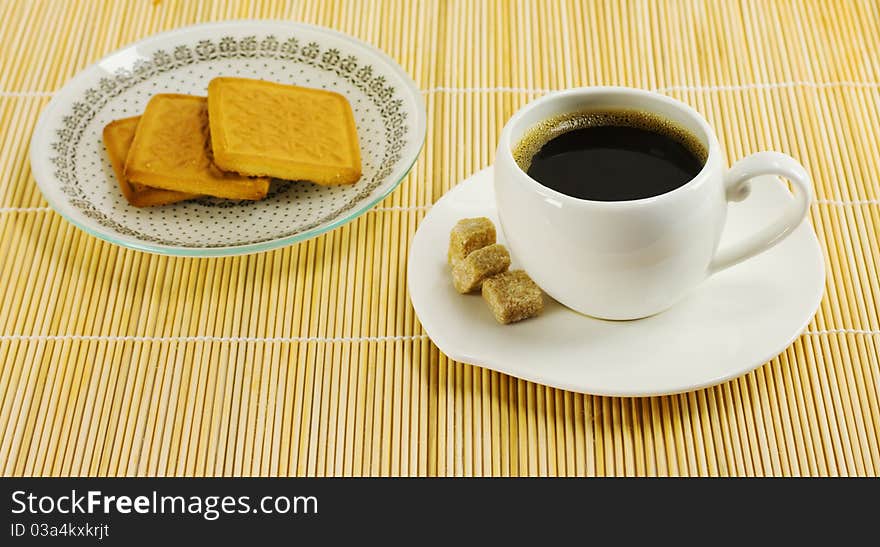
30 20 426 256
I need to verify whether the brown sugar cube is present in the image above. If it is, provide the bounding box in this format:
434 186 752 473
482 270 544 324
448 217 496 264
451 244 511 294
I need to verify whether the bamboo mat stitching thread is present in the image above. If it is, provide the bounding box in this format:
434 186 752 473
0 334 431 342
3 79 880 97
420 81 880 94
0 331 876 342
3 200 879 214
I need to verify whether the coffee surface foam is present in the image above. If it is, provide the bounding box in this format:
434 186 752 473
513 109 708 173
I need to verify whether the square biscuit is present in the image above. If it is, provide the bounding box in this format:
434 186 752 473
124 94 270 200
207 77 362 185
103 116 199 207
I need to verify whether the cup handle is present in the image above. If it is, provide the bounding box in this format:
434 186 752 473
709 151 812 274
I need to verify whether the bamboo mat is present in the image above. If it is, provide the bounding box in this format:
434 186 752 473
1 0 878 477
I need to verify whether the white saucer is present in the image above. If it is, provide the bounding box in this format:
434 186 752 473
408 168 824 396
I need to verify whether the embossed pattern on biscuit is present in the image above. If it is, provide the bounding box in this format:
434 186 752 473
222 88 352 165
208 78 362 185
103 115 197 207
136 97 213 173
161 115 198 169
124 94 270 200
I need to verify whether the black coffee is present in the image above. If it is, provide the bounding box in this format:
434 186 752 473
513 110 707 201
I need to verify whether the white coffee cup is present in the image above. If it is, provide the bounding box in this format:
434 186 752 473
494 87 811 320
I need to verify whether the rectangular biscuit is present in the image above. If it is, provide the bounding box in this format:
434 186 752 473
124 94 270 200
103 116 199 207
207 77 362 185
452 244 511 293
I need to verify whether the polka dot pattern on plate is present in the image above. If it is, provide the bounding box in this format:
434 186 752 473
40 26 423 254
